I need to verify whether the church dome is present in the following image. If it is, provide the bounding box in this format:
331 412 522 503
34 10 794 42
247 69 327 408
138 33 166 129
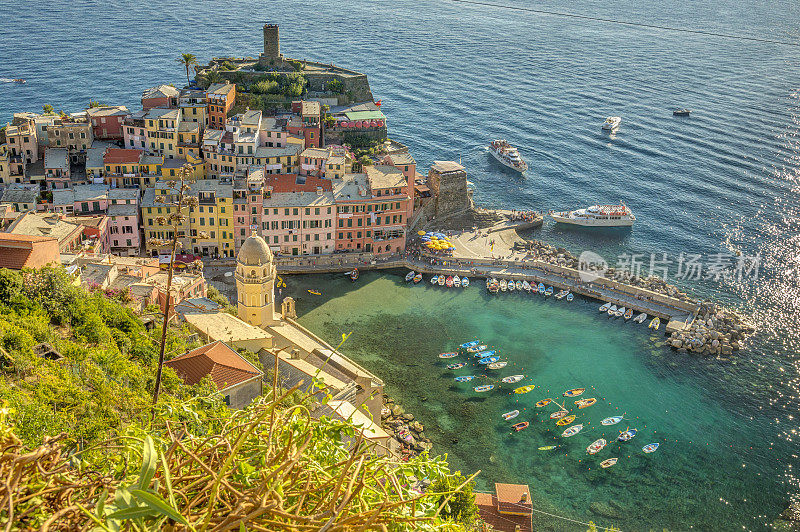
237 235 274 266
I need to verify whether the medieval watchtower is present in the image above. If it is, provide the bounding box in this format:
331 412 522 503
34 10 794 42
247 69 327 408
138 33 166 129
261 24 283 63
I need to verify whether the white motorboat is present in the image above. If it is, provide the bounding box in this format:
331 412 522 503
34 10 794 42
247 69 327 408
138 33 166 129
499 279 508 291
599 302 612 313
554 289 568 300
453 275 461 287
633 312 647 323
522 280 531 291
488 139 528 173
431 275 439 284
615 306 626 317
405 271 415 282
602 116 621 130
551 204 635 227
607 304 618 316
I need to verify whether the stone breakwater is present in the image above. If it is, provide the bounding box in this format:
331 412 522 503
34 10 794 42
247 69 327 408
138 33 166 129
380 395 433 458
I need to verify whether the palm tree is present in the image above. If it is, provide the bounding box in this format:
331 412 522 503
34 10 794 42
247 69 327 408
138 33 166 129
206 70 223 85
177 53 197 87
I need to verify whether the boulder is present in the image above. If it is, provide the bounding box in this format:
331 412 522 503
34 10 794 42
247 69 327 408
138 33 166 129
402 413 414 421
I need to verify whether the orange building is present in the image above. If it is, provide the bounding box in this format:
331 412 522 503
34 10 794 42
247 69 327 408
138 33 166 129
0 233 60 270
206 82 236 130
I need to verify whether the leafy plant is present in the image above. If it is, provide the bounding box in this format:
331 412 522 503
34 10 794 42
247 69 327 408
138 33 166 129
177 53 197 86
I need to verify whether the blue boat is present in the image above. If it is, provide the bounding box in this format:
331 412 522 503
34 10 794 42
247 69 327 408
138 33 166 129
454 375 475 382
478 356 500 365
459 340 480 349
545 286 554 296
642 443 660 453
566 293 574 302
473 349 496 358
618 428 638 442
537 283 545 294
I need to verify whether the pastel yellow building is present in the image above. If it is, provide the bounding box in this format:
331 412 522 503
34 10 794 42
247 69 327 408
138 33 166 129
145 108 180 159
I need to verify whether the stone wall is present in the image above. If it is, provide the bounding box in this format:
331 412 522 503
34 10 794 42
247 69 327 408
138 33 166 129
324 126 387 147
224 377 262 409
428 165 470 218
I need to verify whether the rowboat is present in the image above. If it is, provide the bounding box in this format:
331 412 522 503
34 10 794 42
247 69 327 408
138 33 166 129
438 275 446 286
624 308 633 320
487 361 507 370
455 375 475 382
563 388 585 397
514 384 536 394
561 424 583 437
507 279 515 292
522 280 531 291
350 269 359 281
642 443 660 453
308 289 322 295
633 312 647 323
446 362 467 370
488 282 499 293
474 384 494 392
513 421 530 432
614 306 625 317
599 302 612 312
539 445 557 451
550 410 568 419
499 279 508 291
545 286 553 297
575 397 597 409
566 293 574 302
466 344 488 353
649 317 661 330
453 275 461 287
462 277 470 287
537 283 545 294
414 273 423 283
438 352 458 359
446 276 454 287
460 340 480 349
502 410 520 420
554 289 568 300
501 374 524 384
601 416 624 426
405 271 415 282
600 458 618 469
431 275 439 284
535 399 551 408
587 438 607 454
618 428 638 442
607 305 617 316
515 280 523 290
474 350 496 358
556 415 576 426
478 356 500 365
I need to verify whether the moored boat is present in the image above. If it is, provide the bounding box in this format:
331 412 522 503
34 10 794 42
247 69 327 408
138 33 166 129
539 445 557 451
413 273 422 283
522 280 531 291
607 304 617 316
478 356 500 365
601 415 624 426
634 312 647 323
447 362 467 370
446 275 454 287
624 308 633 320
462 277 470 287
556 415 576 426
599 302 612 313
474 384 494 392
499 279 508 291
487 361 508 370
502 374 524 384
474 349 495 358
507 279 515 292
466 344 488 353
514 384 536 395
488 280 499 293
649 317 661 330
600 458 618 468
587 438 608 455
535 399 552 408
515 280 523 291
455 375 475 382
537 282 545 294
561 424 583 437
502 410 520 420
308 289 322 296
453 275 461 287
431 275 439 284
405 271 415 282
459 340 480 349
350 269 359 281
618 428 638 442
439 352 458 359
488 139 529 173
438 275 446 286
614 306 625 317
566 292 574 302
550 410 568 419
555 289 568 300
563 387 585 397
545 286 553 297
575 397 597 409
512 421 530 432
642 443 660 453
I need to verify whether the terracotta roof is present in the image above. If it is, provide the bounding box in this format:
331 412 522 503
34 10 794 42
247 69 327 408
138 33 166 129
0 233 54 243
104 148 143 165
495 483 533 514
165 341 263 391
264 174 333 193
0 233 59 270
475 492 532 532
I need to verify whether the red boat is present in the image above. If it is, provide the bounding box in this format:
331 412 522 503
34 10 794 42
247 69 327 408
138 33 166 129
446 276 454 287
513 422 530 432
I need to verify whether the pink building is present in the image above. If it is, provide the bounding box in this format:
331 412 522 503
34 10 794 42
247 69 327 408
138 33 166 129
380 152 416 223
232 171 266 250
85 106 130 141
107 188 140 256
123 110 148 150
71 215 110 254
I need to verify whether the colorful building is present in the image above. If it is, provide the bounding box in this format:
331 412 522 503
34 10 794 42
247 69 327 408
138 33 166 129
289 100 321 148
4 118 38 166
107 188 140 256
144 108 181 159
7 212 84 253
43 148 71 189
85 106 130 141
44 115 93 162
141 85 179 110
178 88 207 127
0 233 60 270
206 82 236 130
123 110 148 150
0 187 39 213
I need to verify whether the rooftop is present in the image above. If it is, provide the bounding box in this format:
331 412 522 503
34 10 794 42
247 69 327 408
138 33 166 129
299 101 321 117
264 173 333 194
51 184 108 206
431 160 465 174
333 173 369 201
44 148 69 170
0 188 38 205
386 152 416 166
165 341 263 391
107 204 139 217
207 82 235 96
0 233 59 270
142 84 179 100
85 106 130 118
145 108 180 121
104 148 143 165
183 312 273 344
8 212 82 244
365 165 407 190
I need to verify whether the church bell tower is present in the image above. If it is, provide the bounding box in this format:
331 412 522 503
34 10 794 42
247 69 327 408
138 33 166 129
235 235 278 328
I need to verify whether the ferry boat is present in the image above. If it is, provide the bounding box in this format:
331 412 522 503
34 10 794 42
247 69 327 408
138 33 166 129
602 116 621 130
551 204 636 227
488 140 528 173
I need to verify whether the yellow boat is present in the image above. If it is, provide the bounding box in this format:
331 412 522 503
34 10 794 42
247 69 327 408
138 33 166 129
563 387 585 397
556 415 576 426
514 384 536 395
307 289 322 296
575 397 597 409
535 399 551 408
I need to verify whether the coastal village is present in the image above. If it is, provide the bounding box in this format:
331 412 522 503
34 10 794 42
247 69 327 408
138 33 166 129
0 24 758 531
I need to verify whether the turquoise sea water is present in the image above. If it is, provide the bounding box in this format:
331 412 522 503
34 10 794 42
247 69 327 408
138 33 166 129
2 0 800 529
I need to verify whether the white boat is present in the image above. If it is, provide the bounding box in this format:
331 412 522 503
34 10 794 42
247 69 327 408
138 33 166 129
587 438 607 455
507 280 515 292
431 275 439 284
522 280 531 291
515 280 523 291
602 116 621 130
462 277 470 288
633 312 647 323
615 306 625 317
488 139 528 173
501 374 524 384
566 293 574 302
405 271 415 282
487 361 508 370
453 275 461 287
607 305 617 316
438 275 446 286
551 204 635 227
499 279 507 291
599 302 612 313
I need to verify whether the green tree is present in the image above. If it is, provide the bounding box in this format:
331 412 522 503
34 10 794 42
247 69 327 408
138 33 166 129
41 104 54 115
177 53 197 87
0 268 22 302
429 472 479 526
88 100 104 108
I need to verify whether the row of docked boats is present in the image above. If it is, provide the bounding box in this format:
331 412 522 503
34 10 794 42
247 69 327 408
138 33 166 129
428 273 469 287
598 302 661 329
486 278 574 301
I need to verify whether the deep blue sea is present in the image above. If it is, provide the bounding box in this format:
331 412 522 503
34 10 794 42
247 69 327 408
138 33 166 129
2 0 800 529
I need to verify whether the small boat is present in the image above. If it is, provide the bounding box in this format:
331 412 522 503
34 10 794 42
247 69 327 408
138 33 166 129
556 415 576 426
474 384 494 392
515 280 523 290
455 375 476 382
522 280 531 291
405 271 415 282
607 304 617 316
602 116 621 131
413 273 423 284
459 340 480 349
461 277 470 287
307 289 322 296
439 352 458 359
350 269 359 281
649 317 661 330
550 410 568 420
554 289 568 300
446 362 467 370
575 398 597 409
499 279 508 291
539 445 557 451
566 293 574 302
12 79 26 84
624 308 633 320
601 416 624 426
431 275 439 284
600 458 618 469
438 275 446 286
563 388 585 397
502 410 520 420
561 424 583 437
502 374 524 384
512 421 530 432
507 280 515 292
544 286 553 297
487 361 508 370
535 399 551 408
537 283 545 294
474 349 495 358
618 428 638 442
599 302 612 313
642 443 660 453
673 108 691 117
514 384 536 395
488 282 499 294
614 306 625 318
453 275 461 287
466 344 488 353
446 276 454 287
478 356 500 365
633 312 647 323
587 438 608 455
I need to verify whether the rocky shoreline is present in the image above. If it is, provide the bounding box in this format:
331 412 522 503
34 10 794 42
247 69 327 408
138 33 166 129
380 395 433 459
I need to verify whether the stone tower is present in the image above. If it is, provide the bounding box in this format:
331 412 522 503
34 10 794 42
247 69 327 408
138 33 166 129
235 235 278 328
262 24 282 62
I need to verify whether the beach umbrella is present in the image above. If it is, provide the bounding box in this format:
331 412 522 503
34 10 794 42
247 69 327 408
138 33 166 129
417 231 426 236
